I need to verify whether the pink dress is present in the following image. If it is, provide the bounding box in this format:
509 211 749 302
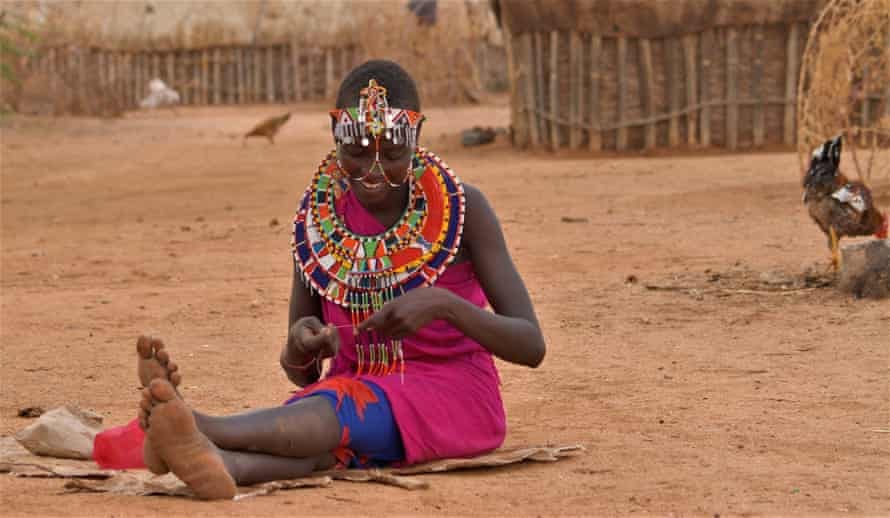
319 190 506 465
93 192 505 471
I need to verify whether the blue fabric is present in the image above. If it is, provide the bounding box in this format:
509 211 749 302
286 379 405 468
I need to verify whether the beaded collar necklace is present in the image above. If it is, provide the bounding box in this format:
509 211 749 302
292 147 466 378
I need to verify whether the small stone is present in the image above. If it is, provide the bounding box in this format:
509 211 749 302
759 270 790 286
461 127 497 147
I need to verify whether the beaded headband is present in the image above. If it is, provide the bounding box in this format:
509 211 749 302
330 79 425 149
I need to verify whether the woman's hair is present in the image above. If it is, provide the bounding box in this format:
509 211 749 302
336 60 421 111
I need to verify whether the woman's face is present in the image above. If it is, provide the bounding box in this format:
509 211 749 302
337 137 413 206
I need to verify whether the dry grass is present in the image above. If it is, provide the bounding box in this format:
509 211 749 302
10 46 129 117
798 0 890 182
350 2 486 106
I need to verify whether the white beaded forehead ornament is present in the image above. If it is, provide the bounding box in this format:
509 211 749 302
329 79 425 150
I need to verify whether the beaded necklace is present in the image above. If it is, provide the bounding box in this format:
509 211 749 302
292 147 466 378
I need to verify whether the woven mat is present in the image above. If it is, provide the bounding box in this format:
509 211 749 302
1 436 583 499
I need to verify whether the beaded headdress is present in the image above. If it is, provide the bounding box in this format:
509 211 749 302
330 79 425 149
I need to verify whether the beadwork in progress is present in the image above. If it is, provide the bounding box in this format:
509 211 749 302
292 146 466 380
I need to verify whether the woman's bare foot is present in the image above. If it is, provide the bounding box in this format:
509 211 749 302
138 386 171 475
136 335 181 389
144 379 237 500
136 335 182 475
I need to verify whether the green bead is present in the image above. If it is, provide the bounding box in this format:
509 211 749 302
363 239 378 259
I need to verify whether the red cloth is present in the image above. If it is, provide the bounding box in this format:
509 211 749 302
92 418 146 470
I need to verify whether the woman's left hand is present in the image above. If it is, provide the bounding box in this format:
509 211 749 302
357 287 455 339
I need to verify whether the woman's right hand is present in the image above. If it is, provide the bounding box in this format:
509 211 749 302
286 316 340 361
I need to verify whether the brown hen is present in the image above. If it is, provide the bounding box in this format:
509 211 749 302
802 135 888 272
243 112 291 146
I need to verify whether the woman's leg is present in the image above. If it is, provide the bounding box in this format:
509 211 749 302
194 396 341 458
143 379 339 499
219 448 336 486
135 335 341 460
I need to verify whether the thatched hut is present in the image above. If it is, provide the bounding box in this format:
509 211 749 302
497 0 826 152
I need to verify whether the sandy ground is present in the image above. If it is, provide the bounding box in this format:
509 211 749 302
1 100 888 517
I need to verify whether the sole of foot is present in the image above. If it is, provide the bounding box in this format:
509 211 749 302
145 379 236 500
136 336 182 476
139 385 172 475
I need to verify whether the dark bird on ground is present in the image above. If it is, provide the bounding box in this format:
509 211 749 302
802 135 888 272
243 112 291 146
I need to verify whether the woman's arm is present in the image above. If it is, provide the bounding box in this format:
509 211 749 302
357 184 546 368
445 184 546 367
281 261 325 386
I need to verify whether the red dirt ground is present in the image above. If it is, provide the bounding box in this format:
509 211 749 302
1 101 888 517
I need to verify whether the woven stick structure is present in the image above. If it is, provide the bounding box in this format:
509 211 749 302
498 0 839 152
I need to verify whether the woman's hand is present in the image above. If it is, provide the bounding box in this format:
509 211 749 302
286 316 340 361
357 287 455 339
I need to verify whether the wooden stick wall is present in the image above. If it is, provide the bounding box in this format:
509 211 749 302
29 44 362 108
509 22 849 151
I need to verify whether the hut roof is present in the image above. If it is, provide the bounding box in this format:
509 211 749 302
498 0 826 38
